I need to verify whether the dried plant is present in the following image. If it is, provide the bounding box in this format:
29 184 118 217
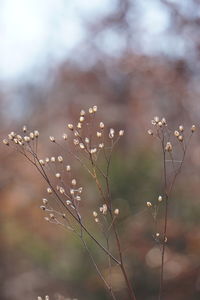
3 107 196 300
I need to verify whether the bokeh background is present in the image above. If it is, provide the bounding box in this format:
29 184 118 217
1 0 200 299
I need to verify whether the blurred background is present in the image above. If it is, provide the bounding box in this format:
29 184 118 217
1 0 200 299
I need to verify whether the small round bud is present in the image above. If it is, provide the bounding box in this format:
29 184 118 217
165 142 172 152
191 125 196 132
78 187 83 193
158 195 162 202
93 211 98 217
76 195 81 201
164 236 168 243
57 156 63 163
79 143 85 149
97 131 102 138
178 135 183 142
156 232 160 237
66 165 71 171
151 120 156 126
44 217 50 222
8 133 14 140
42 198 48 205
100 122 104 129
89 107 93 114
3 139 9 146
73 139 79 145
174 131 179 137
55 173 61 178
23 126 27 132
24 136 30 142
147 129 153 136
34 130 39 137
74 130 79 137
94 218 99 223
30 132 34 139
49 213 55 219
80 109 85 116
71 179 77 186
68 124 74 130
146 201 152 207
77 122 82 129
70 189 74 195
59 187 65 194
62 133 68 140
114 208 120 215
90 148 97 154
47 187 52 194
14 138 18 144
158 121 163 127
109 128 115 139
85 137 90 143
49 136 55 142
119 130 124 136
93 105 97 112
50 156 55 162
40 205 46 210
66 200 72 205
179 125 184 132
99 143 104 149
161 118 167 125
39 159 45 166
154 116 159 123
45 157 50 163
79 116 85 122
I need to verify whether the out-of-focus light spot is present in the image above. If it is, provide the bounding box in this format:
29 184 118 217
145 246 170 268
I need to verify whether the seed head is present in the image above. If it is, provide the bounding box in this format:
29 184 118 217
34 130 39 137
68 124 74 130
147 129 153 136
174 131 179 137
39 159 45 166
179 125 184 132
49 136 55 142
47 187 52 194
97 131 102 138
71 179 77 186
93 105 97 112
119 130 124 136
191 125 196 132
23 126 27 132
42 198 48 205
84 137 89 144
109 128 115 139
59 187 65 194
146 201 152 208
165 142 172 152
29 132 34 139
100 122 104 129
178 135 183 142
3 139 9 146
114 208 120 215
79 143 85 149
158 195 162 202
66 165 71 171
24 136 30 142
62 133 68 140
80 109 85 116
89 107 93 114
93 211 98 217
55 173 61 178
99 143 104 148
57 156 63 163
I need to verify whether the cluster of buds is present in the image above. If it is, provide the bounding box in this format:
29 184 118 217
93 211 99 223
151 116 167 127
174 129 183 142
3 128 39 146
99 204 107 215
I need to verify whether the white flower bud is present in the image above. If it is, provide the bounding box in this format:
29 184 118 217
100 122 104 129
80 116 85 122
50 156 55 162
57 156 63 163
49 136 55 142
55 173 61 178
24 136 30 142
158 195 162 202
71 179 76 186
23 126 27 132
109 128 115 139
93 211 98 217
85 137 90 143
34 130 39 137
146 201 152 207
165 142 172 152
94 218 99 223
30 132 34 139
42 198 48 205
89 107 93 114
45 157 50 163
66 165 71 171
191 125 196 132
154 116 159 123
178 135 183 142
97 131 102 138
39 159 45 166
99 143 104 148
147 129 153 136
93 105 97 112
90 148 97 154
77 122 82 129
79 143 85 149
68 124 74 130
66 200 71 205
174 131 179 137
119 130 124 136
179 125 184 132
73 139 79 145
62 133 68 140
47 187 52 194
80 110 85 116
114 208 119 215
59 187 65 194
3 139 9 146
